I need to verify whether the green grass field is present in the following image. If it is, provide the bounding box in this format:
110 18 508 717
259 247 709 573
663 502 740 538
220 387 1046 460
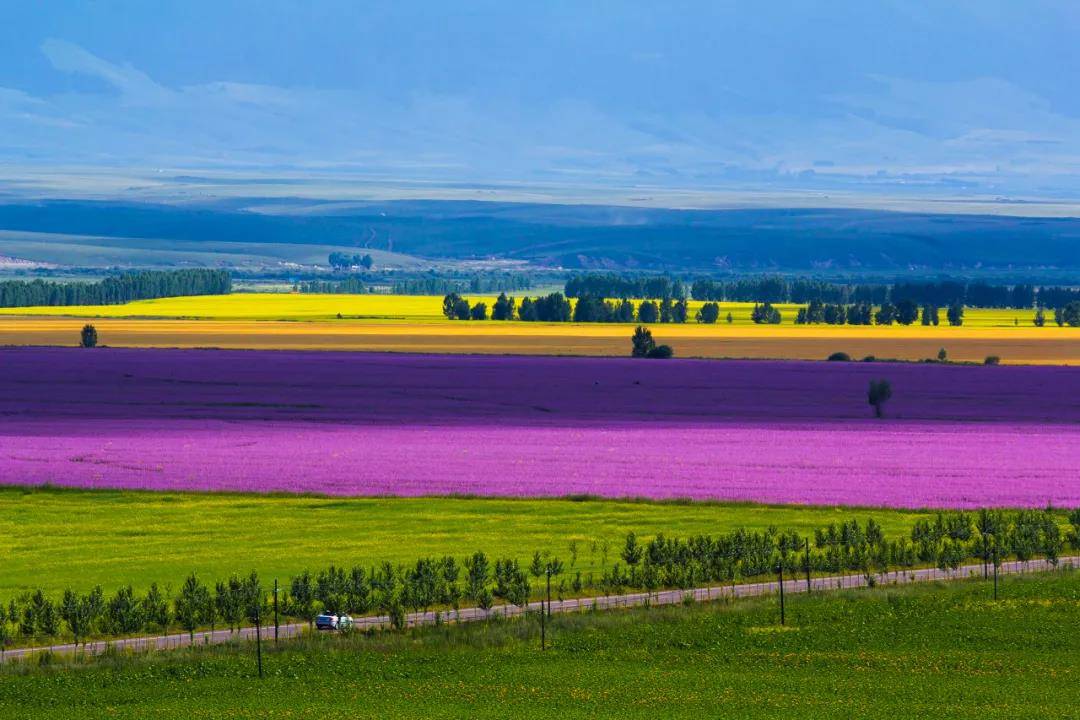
0 487 939 597
3 571 1077 719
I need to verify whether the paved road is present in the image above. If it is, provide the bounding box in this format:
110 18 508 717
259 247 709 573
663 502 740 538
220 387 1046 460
4 556 1075 663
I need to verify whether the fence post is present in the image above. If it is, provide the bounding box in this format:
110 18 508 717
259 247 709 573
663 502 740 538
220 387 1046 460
982 537 989 580
992 545 999 601
540 604 545 651
804 538 812 593
547 571 552 618
273 578 280 645
778 563 786 626
540 569 548 651
254 605 264 679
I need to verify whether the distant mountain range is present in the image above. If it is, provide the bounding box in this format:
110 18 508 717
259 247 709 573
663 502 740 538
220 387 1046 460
0 199 1078 275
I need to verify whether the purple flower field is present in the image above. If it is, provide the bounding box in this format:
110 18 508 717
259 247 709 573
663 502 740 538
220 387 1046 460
1 347 1077 508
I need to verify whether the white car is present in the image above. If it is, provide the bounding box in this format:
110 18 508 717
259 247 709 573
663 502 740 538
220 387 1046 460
314 613 355 631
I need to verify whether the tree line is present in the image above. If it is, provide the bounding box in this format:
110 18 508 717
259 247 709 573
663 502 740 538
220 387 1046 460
796 299 1080 327
328 253 374 270
695 278 1077 309
565 275 689 300
294 278 371 294
444 292 707 324
394 274 536 295
2 508 1076 650
1039 301 1080 327
297 273 537 296
794 299 966 326
563 273 1080 310
0 270 231 308
444 291 1080 328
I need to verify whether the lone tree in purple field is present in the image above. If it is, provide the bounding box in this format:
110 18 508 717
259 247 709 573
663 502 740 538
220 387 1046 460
868 379 893 418
79 324 98 348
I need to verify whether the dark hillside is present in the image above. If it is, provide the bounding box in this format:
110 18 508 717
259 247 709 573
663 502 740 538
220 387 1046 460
1 200 1078 271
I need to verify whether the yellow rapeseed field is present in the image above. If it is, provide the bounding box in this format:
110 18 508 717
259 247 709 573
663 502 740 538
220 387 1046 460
0 292 1047 326
0 293 449 321
0 293 1074 364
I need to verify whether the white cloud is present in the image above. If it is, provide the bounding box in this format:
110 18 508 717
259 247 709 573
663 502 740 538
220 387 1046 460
7 40 1080 196
41 38 175 106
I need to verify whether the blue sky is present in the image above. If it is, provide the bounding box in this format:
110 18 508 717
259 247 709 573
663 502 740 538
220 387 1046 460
3 1 1080 200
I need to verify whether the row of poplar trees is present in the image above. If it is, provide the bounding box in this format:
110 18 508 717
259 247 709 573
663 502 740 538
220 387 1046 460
2 509 1076 648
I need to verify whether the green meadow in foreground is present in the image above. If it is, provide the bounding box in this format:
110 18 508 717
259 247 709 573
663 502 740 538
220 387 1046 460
2 572 1077 719
0 487 939 596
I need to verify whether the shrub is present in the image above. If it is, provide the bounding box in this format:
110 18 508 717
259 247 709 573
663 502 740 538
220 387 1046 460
751 302 782 324
826 352 851 362
1057 301 1080 327
441 293 471 320
984 355 1001 365
874 304 896 325
491 293 515 321
476 587 494 613
80 324 98 348
671 298 689 324
454 298 471 320
896 300 919 325
388 599 406 630
862 355 876 363
937 348 947 362
631 326 656 358
637 301 660 324
695 302 720 324
442 293 462 320
646 344 673 359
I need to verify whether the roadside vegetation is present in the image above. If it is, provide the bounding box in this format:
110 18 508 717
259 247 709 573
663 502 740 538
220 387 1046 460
2 502 1075 652
2 571 1078 719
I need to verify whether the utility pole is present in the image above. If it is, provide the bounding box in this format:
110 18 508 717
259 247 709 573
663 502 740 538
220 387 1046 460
778 561 786 626
540 570 547 651
254 604 264 679
992 544 999 601
804 538 812 593
273 579 280 644
546 568 553 618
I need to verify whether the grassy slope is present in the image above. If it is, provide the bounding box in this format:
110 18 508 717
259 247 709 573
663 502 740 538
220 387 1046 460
0 487 935 597
2 572 1077 719
0 230 428 270
4 200 1080 270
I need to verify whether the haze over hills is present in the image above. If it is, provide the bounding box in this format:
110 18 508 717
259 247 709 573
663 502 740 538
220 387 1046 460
0 199 1078 275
